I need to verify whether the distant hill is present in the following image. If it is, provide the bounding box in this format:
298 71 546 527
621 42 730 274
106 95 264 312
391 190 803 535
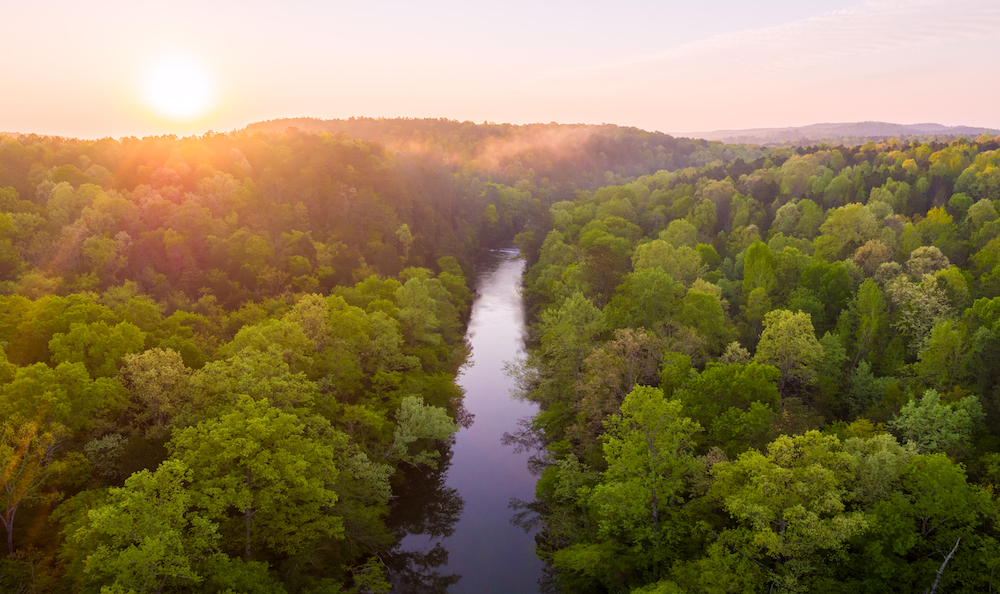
690 121 996 145
242 117 761 196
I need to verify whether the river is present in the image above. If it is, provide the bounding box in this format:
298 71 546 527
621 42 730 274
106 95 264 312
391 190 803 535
388 247 543 593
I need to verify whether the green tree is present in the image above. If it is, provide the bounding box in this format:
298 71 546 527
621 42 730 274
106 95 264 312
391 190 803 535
78 459 220 593
916 320 968 390
741 241 776 297
754 310 823 399
538 292 605 386
675 362 780 456
383 395 458 468
49 321 146 378
168 397 342 560
890 390 983 454
395 223 414 261
119 348 192 439
395 277 441 350
711 431 868 591
588 386 702 581
0 416 64 554
846 279 887 367
604 268 683 331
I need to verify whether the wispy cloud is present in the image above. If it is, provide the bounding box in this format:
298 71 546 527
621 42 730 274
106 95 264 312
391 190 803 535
520 0 1000 87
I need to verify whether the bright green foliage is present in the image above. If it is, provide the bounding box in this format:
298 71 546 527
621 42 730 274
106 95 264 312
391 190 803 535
816 203 878 260
754 309 823 398
186 346 319 423
584 386 702 584
843 433 916 509
678 286 731 354
79 459 220 592
0 361 126 434
538 292 605 386
916 320 968 390
890 390 983 454
395 277 441 350
49 321 146 378
742 241 776 297
119 348 192 438
675 362 780 456
0 416 64 554
605 268 684 331
660 219 698 248
711 431 868 591
632 240 706 286
220 319 316 376
383 395 458 468
168 396 343 559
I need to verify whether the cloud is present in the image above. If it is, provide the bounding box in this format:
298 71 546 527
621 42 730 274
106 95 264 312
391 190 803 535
520 0 1000 87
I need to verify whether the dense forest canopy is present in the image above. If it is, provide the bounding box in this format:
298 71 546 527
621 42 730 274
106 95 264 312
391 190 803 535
512 132 1000 593
3 118 1000 593
0 121 716 593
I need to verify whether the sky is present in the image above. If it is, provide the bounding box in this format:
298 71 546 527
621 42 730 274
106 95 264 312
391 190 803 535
2 0 999 139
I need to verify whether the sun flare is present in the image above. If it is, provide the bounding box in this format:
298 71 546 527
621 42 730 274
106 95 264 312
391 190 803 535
141 55 216 122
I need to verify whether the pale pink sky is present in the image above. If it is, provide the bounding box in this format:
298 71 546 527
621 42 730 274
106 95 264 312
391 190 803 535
2 0 998 139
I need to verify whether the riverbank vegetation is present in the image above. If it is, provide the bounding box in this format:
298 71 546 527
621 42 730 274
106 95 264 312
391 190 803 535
511 133 1000 593
0 121 716 592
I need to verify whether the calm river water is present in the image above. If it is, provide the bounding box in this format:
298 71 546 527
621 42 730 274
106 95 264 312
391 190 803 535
388 247 543 593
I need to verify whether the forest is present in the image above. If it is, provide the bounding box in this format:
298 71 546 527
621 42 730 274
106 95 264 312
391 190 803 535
511 133 1000 593
0 120 717 593
2 119 1000 593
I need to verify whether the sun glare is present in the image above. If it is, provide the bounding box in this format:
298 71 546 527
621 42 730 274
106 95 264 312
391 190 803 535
141 55 216 122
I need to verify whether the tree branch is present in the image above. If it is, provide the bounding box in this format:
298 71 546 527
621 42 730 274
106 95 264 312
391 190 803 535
927 538 960 594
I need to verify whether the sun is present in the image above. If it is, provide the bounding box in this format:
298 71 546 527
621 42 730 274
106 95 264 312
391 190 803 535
141 55 216 122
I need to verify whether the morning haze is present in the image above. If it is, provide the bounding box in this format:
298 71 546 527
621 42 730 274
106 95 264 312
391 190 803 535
1 1 999 593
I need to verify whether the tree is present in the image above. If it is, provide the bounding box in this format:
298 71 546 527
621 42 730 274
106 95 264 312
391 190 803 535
78 459 220 593
49 321 146 378
816 203 878 260
572 328 665 446
849 453 995 592
754 310 823 399
678 286 731 354
890 390 983 454
395 224 414 261
538 292 605 387
168 396 342 560
383 395 458 468
742 241 776 297
119 348 191 439
847 279 887 367
916 320 968 390
603 268 683 331
588 386 702 580
660 219 697 248
0 416 63 554
851 240 892 277
887 274 953 353
843 433 916 509
631 240 706 286
0 361 126 434
906 245 949 276
675 362 780 456
395 277 441 350
711 431 868 591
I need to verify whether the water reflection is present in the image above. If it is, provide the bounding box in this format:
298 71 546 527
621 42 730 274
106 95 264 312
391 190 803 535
386 247 542 594
385 444 464 591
